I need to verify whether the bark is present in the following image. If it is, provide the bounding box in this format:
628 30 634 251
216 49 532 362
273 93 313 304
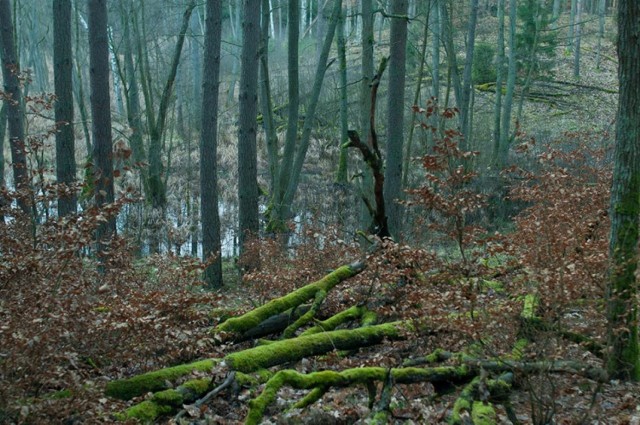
384 0 409 239
200 0 223 288
606 0 640 381
459 0 479 149
359 0 375 229
0 0 29 214
335 5 348 184
498 0 517 168
88 0 116 247
259 0 279 195
53 0 77 217
238 0 261 257
492 0 505 166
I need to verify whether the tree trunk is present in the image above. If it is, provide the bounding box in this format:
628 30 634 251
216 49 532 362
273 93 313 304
0 0 29 214
492 0 505 166
238 0 261 258
606 0 640 381
88 0 116 252
498 0 517 168
573 0 582 78
459 0 479 149
359 0 375 231
384 0 409 239
200 0 224 288
53 0 77 217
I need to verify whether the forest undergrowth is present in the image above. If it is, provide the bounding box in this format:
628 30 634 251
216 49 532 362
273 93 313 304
2 129 640 424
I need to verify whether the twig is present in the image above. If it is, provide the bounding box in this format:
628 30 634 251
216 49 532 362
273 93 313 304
174 371 236 421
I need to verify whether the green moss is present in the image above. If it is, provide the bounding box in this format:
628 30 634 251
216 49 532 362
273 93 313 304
225 322 405 373
216 264 363 335
481 279 505 294
521 294 539 319
151 389 184 406
245 365 474 425
94 306 110 313
181 378 211 394
45 389 72 399
471 401 497 425
300 306 365 336
123 400 171 422
105 359 218 400
510 339 528 360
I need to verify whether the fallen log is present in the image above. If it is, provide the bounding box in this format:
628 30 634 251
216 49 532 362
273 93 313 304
216 261 365 337
224 320 412 373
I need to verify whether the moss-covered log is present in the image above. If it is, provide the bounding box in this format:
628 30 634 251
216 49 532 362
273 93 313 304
300 305 374 336
245 364 475 425
282 289 326 338
449 373 513 425
105 359 219 400
116 377 211 422
216 261 365 337
224 320 411 373
239 304 311 341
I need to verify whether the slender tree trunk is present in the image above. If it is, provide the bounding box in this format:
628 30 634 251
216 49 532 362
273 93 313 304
498 0 517 168
0 0 29 214
88 0 116 252
259 0 278 196
384 0 409 239
402 0 431 189
459 0 479 149
238 0 261 258
335 5 348 184
279 0 343 223
606 0 640 381
431 0 440 102
573 0 582 77
492 0 505 165
147 0 196 253
270 0 300 233
359 0 374 230
200 0 224 288
53 0 77 217
595 0 605 69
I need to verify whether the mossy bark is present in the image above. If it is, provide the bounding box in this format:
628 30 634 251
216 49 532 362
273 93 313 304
216 262 365 337
245 365 474 425
224 321 410 373
117 377 211 422
105 359 218 400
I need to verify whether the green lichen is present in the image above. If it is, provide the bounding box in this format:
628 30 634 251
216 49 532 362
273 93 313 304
105 359 218 400
216 263 363 336
225 321 405 373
